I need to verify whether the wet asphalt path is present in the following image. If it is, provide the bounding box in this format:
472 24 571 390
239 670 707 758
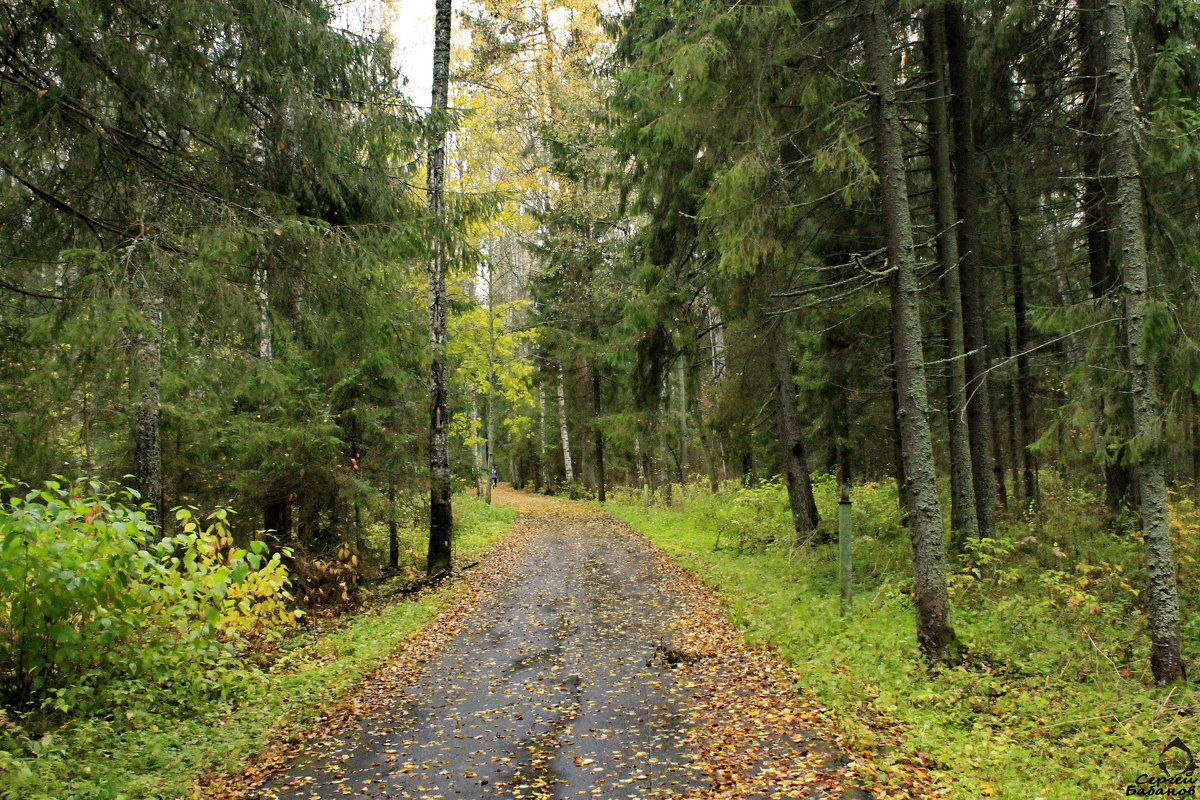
255 498 708 800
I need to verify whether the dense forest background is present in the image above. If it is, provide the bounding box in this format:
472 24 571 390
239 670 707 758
4 0 1200 795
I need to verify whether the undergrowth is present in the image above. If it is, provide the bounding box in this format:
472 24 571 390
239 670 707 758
605 474 1200 800
0 492 514 800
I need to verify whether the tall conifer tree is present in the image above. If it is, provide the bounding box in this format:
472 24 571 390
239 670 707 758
860 0 955 663
1104 0 1185 684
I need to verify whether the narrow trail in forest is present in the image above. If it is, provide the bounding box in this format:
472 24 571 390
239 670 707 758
246 488 873 800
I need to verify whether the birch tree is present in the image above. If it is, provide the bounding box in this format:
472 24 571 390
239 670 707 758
426 0 454 574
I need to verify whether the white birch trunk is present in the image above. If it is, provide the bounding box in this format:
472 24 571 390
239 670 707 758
255 267 272 360
557 364 573 483
539 385 548 489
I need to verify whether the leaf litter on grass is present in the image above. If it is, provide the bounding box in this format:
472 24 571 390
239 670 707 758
631 522 938 800
201 487 934 800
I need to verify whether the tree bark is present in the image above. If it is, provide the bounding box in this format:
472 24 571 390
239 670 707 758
472 398 484 496
1009 198 1038 509
676 357 688 484
132 273 164 529
254 260 290 534
1104 0 1185 685
889 333 909 524
991 392 1009 511
557 363 574 483
254 266 272 360
769 316 819 539
697 407 719 493
1003 331 1018 501
388 496 400 570
264 499 291 542
486 267 496 506
636 433 654 497
1080 0 1137 515
945 1 997 540
592 365 606 502
862 0 955 663
924 2 979 549
1080 0 1118 300
538 385 548 491
426 0 453 575
745 432 759 488
1193 404 1200 490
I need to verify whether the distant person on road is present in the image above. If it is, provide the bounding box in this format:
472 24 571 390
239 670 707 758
491 466 498 487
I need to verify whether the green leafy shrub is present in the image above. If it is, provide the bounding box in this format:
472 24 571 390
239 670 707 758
0 478 295 713
0 490 514 800
162 506 297 642
712 479 791 551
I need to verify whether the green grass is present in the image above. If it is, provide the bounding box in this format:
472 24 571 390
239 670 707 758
603 476 1200 799
0 493 515 800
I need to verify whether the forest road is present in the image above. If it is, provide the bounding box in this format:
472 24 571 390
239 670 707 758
251 488 868 800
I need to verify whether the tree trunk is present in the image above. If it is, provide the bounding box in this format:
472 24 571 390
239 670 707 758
255 266 272 360
697 410 719 493
991 390 1009 511
1003 331 1018 502
945 1 997 540
557 363 574 483
745 432 760 488
889 333 909 524
1009 198 1038 509
592 365 606 502
1193 404 1200 491
538 385 549 491
924 2 978 550
769 316 819 538
862 0 955 664
676 357 688 484
132 274 164 529
717 437 729 487
388 498 400 570
1104 0 1185 685
255 270 290 539
426 0 453 575
1081 0 1118 299
577 362 589 487
1080 0 1137 515
636 433 653 498
264 499 291 542
486 269 496 506
471 398 483 496
708 302 726 382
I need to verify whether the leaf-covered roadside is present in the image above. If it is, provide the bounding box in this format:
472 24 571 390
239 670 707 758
633 523 934 800
605 480 1200 799
0 492 514 800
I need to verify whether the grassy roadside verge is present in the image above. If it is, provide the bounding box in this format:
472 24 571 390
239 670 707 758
0 494 515 800
603 480 1199 800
